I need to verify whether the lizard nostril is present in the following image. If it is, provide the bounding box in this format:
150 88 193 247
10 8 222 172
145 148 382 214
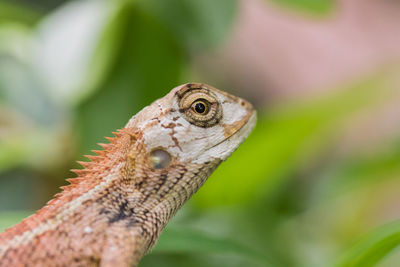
149 149 171 169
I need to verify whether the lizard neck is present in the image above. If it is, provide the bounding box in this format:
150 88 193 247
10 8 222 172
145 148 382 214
125 159 222 251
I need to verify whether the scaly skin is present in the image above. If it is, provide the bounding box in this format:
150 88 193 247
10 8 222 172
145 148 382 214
0 83 256 267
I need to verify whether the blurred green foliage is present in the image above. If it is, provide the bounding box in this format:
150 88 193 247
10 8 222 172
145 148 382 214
0 211 31 232
1 0 400 267
336 220 400 267
195 72 394 208
269 0 334 15
0 1 42 24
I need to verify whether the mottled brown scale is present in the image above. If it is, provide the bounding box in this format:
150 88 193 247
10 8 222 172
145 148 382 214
0 83 256 267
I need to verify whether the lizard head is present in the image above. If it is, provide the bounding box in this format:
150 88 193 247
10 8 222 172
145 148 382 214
126 83 256 166
121 83 256 241
71 83 256 251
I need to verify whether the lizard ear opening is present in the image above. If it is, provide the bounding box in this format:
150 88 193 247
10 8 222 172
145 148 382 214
149 149 171 169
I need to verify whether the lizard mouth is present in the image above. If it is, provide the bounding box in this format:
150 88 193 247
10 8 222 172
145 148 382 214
209 110 257 150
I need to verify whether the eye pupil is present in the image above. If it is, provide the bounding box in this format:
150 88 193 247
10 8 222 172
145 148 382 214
194 102 206 114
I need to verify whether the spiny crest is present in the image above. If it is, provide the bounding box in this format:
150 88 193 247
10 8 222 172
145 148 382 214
66 177 85 184
67 130 123 183
76 161 91 168
84 155 101 162
45 130 125 206
23 129 129 221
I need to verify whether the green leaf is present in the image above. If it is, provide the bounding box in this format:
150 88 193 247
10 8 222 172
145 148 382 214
336 220 400 267
0 211 32 232
140 0 238 49
34 0 116 106
150 226 271 265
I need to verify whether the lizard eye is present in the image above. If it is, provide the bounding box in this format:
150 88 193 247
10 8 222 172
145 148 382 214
177 84 222 128
191 99 209 115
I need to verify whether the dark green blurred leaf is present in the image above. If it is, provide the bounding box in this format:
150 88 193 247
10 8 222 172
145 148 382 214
140 0 237 49
0 1 42 25
77 2 185 155
269 0 334 15
151 226 271 265
336 220 400 267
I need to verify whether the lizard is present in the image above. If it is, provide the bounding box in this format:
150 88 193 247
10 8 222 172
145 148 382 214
0 83 256 267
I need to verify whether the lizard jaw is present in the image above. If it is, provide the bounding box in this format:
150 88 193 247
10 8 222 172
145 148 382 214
208 110 257 159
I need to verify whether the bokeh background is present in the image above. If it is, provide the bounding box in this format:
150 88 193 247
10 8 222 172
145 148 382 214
1 0 400 266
